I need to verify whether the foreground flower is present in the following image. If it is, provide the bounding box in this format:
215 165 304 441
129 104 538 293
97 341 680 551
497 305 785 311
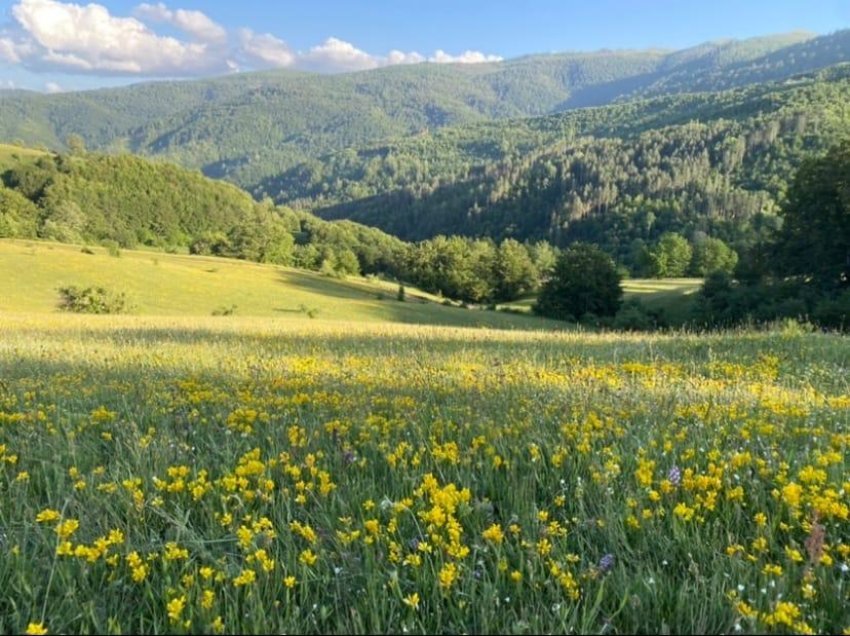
35 509 60 524
403 592 420 610
598 553 616 574
24 622 48 635
166 596 186 624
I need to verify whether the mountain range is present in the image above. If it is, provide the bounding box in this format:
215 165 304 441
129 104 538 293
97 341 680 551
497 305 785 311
1 28 850 256
0 31 846 181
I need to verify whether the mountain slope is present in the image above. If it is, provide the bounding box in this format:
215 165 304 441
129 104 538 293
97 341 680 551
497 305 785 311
2 30 845 193
297 65 850 260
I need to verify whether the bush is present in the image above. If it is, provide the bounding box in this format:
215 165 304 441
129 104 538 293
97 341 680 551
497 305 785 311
298 304 320 319
58 286 129 314
613 299 654 331
212 304 237 316
813 290 850 331
102 240 121 258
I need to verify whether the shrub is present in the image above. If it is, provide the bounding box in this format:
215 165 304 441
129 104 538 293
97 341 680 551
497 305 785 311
102 240 121 258
813 291 850 331
613 299 654 331
58 286 129 314
298 304 320 319
212 304 237 316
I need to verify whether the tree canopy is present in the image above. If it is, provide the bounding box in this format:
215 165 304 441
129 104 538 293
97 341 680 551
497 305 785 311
535 244 622 321
775 142 850 291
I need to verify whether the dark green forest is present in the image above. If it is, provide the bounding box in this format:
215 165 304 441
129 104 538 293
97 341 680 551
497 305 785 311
285 66 850 264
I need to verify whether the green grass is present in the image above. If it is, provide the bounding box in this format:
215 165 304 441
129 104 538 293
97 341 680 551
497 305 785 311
0 315 848 634
0 142 48 171
0 239 564 329
623 278 702 324
622 278 703 296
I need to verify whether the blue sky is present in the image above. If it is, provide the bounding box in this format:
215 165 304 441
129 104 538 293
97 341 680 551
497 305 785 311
0 0 848 92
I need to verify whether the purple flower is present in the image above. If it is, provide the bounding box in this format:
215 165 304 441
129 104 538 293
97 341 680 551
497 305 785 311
598 553 615 573
668 465 682 487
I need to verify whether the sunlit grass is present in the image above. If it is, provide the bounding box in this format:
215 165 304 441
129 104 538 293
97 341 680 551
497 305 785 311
1 313 848 634
0 239 562 329
0 142 48 173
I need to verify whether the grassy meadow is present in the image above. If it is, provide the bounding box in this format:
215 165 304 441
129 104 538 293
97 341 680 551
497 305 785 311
0 239 562 329
1 310 849 634
0 143 47 171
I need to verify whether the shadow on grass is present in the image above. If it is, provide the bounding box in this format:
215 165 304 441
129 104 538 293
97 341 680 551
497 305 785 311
275 269 567 329
277 270 378 301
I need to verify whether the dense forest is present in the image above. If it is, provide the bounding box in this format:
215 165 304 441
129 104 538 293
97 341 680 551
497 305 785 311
0 30 848 193
279 66 850 266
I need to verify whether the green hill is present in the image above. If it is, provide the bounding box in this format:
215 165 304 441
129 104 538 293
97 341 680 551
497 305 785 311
296 65 850 260
0 239 561 328
0 145 556 308
1 30 846 194
0 146 417 285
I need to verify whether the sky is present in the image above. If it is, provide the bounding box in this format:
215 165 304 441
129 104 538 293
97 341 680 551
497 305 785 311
0 0 848 93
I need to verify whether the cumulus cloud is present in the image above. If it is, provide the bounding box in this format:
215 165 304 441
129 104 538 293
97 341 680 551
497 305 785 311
10 0 221 75
134 2 227 44
237 28 294 69
299 37 379 73
0 0 503 78
44 80 63 92
0 78 16 89
386 50 426 66
0 37 22 63
430 50 503 64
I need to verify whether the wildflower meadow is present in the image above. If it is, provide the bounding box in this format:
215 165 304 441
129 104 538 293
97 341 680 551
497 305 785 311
1 314 848 634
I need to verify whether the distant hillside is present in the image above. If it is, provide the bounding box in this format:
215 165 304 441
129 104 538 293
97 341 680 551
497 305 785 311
3 30 848 193
0 145 417 286
0 146 567 307
291 65 850 261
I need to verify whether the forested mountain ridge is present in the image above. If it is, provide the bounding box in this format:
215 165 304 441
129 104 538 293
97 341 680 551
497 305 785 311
292 64 850 263
1 29 847 194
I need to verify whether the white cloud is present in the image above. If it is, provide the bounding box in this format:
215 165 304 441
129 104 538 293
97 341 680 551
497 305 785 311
0 0 503 78
10 0 223 75
0 78 16 89
0 37 22 63
299 37 379 73
430 50 503 64
134 2 227 44
44 80 62 92
386 49 426 65
238 28 294 69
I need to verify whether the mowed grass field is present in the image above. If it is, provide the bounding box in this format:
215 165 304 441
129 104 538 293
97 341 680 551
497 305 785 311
0 239 563 329
1 312 849 634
